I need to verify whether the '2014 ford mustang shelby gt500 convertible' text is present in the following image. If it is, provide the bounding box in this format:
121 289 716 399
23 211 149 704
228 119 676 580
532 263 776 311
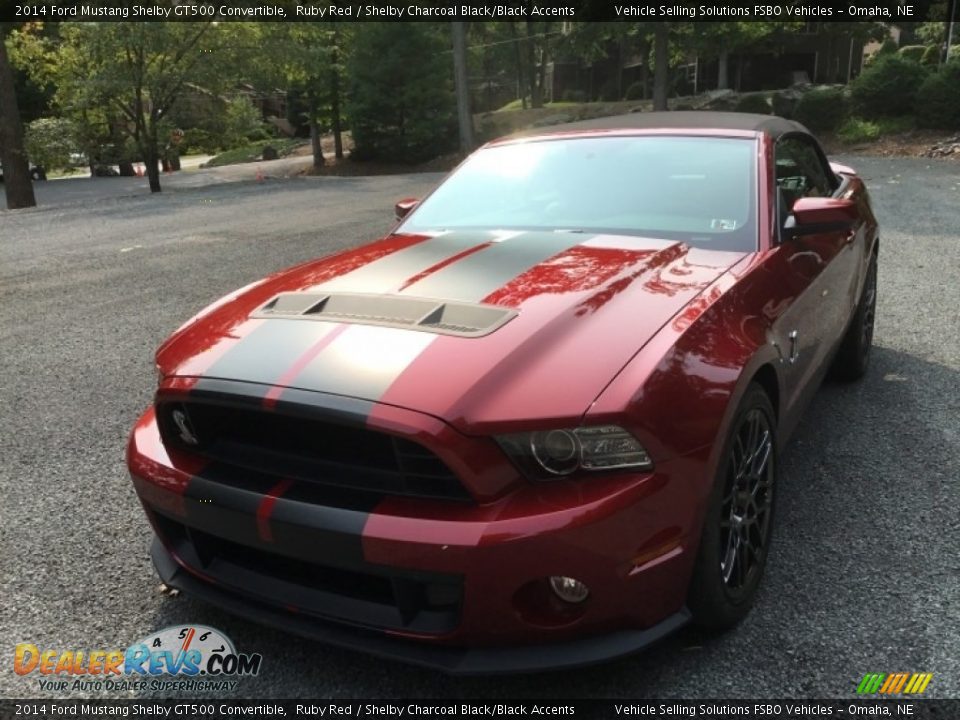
128 112 879 674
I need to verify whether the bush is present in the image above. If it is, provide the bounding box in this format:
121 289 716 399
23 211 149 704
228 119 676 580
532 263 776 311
25 118 78 171
921 45 941 66
179 128 221 155
915 61 960 129
837 118 880 144
347 23 455 164
624 81 645 101
897 45 927 63
560 89 587 103
735 93 771 114
850 55 928 116
771 90 800 119
794 87 848 132
596 78 620 102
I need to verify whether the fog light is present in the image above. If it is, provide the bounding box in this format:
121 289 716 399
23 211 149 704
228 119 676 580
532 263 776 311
548 576 589 603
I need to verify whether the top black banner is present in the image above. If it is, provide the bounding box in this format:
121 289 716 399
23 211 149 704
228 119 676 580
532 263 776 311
0 0 939 23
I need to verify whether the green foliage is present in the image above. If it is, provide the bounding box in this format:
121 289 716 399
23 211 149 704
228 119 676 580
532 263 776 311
347 23 454 164
771 91 799 119
624 82 644 101
735 94 771 114
836 118 880 143
24 117 77 170
850 55 928 117
561 89 588 103
223 97 269 147
897 45 927 63
596 77 620 102
915 61 960 130
879 38 899 55
921 45 941 66
837 115 916 143
794 87 848 132
204 138 303 167
179 128 221 155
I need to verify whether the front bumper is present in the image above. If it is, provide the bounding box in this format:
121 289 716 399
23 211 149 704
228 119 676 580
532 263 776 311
129 392 706 673
152 537 690 675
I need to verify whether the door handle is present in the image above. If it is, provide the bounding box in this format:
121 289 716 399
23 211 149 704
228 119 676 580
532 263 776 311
844 231 856 245
788 330 799 364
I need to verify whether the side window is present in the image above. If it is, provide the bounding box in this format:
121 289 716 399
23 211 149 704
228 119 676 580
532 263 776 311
775 137 835 221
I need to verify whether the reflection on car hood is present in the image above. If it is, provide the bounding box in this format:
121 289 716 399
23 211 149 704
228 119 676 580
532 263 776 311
157 230 746 431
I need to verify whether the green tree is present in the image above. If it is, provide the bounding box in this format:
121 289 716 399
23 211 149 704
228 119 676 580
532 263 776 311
32 22 239 192
347 23 455 164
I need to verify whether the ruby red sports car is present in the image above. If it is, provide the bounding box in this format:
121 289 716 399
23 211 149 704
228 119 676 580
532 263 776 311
128 112 878 674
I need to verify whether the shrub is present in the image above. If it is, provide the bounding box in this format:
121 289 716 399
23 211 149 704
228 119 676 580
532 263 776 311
897 45 927 63
915 61 960 129
921 45 941 66
735 93 771 114
850 54 928 116
771 90 800 119
837 118 880 144
624 81 645 101
25 118 78 171
561 89 587 103
793 87 848 131
596 78 620 102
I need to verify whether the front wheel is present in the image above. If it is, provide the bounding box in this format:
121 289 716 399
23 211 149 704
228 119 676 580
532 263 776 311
832 254 877 381
688 383 777 631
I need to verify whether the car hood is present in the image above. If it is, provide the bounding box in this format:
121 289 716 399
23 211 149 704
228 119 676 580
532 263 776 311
157 231 745 432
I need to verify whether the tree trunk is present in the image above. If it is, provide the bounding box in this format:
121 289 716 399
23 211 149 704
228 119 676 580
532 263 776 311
145 148 161 192
119 162 136 177
653 24 669 111
451 22 475 153
310 121 323 169
0 30 36 209
509 22 526 109
526 20 542 108
718 49 729 90
330 53 344 160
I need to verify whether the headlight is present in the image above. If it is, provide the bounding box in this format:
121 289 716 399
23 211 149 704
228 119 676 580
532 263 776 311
496 425 653 480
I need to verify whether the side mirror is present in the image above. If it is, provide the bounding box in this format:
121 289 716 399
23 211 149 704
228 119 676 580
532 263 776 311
786 197 857 237
394 198 419 221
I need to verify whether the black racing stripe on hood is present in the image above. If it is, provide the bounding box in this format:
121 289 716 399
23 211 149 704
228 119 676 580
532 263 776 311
199 320 341 392
279 325 435 405
272 233 588 404
397 231 590 302
313 231 496 294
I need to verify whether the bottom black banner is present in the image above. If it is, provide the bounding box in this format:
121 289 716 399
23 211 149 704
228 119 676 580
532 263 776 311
1 700 959 720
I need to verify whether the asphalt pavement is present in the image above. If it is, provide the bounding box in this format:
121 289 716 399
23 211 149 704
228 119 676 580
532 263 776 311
0 156 957 699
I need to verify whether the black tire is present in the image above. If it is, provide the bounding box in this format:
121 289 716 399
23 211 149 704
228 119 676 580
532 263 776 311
688 383 777 631
832 254 877 381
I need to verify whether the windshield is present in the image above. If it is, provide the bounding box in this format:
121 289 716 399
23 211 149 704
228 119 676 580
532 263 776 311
400 135 758 252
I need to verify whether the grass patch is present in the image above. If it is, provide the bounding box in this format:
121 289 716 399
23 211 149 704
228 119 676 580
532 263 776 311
837 116 916 144
494 99 580 112
205 139 305 167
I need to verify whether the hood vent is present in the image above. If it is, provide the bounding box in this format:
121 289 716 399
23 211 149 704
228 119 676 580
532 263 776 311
253 292 517 338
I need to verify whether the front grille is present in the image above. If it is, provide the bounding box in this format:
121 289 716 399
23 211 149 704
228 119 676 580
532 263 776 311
154 514 462 634
157 400 472 502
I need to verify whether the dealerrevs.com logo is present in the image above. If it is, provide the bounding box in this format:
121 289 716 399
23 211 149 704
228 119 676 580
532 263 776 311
14 625 262 692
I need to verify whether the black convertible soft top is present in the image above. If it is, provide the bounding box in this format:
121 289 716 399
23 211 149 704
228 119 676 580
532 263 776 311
521 111 809 140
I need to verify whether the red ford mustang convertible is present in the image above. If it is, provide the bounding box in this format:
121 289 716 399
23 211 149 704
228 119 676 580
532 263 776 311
128 112 878 674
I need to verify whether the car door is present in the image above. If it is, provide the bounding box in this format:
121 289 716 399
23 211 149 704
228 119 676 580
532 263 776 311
770 134 854 421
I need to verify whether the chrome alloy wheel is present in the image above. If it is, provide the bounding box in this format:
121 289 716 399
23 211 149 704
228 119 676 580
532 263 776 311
719 408 774 593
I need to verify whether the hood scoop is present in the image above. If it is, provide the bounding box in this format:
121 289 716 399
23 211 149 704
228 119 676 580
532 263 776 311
253 292 518 338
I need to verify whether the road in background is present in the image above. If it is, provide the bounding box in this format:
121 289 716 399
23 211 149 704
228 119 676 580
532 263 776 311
1 157 957 698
